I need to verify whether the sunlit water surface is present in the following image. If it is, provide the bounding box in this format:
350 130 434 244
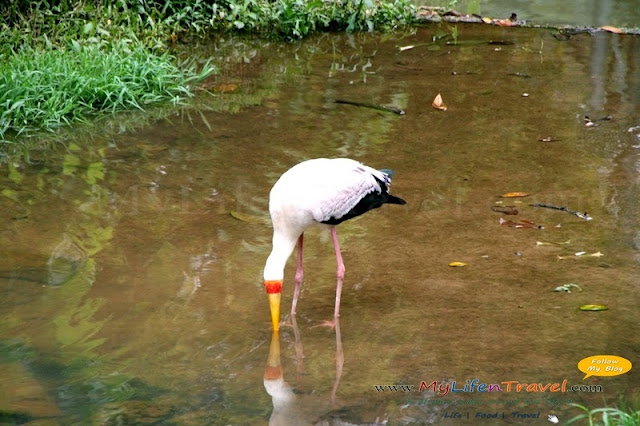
1 25 639 424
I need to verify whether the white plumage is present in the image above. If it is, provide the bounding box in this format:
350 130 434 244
271 158 390 224
263 158 406 331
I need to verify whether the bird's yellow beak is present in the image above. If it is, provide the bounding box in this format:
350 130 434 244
264 280 282 332
267 293 281 332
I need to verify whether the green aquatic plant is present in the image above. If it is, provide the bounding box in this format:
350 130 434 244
567 402 640 426
0 40 214 141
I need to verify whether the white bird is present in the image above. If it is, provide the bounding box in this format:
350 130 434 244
263 158 406 331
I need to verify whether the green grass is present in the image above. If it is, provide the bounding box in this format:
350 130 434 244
0 40 214 140
0 0 416 48
567 402 640 426
0 0 415 143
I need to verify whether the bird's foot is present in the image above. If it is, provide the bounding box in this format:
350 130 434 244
279 316 294 329
311 317 338 330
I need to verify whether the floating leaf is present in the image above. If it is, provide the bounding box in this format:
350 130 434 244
432 93 447 111
579 304 608 311
601 25 623 34
448 261 467 267
500 192 531 198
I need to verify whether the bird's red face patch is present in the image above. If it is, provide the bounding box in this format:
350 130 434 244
264 280 282 294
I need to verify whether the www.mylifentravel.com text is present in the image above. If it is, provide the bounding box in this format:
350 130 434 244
443 411 541 420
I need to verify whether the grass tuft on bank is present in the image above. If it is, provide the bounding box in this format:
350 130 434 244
0 41 214 140
1 0 416 47
0 0 415 142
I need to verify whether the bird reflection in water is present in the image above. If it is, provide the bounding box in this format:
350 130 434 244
263 315 344 425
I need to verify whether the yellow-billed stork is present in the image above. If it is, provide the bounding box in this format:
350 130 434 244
263 158 406 331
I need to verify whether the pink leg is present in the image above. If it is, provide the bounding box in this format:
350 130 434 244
330 227 345 318
311 228 345 329
291 234 304 315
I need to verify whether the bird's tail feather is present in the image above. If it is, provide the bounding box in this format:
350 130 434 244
378 168 394 178
385 194 406 205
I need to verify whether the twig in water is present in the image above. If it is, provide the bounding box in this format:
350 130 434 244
529 203 593 221
334 99 405 115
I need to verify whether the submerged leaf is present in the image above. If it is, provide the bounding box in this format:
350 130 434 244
432 93 447 111
230 211 266 224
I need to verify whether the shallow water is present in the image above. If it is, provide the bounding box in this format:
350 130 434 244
1 25 639 424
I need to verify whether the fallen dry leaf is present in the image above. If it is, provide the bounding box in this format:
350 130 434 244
601 25 623 34
432 93 447 111
448 261 468 267
500 192 531 198
495 19 516 27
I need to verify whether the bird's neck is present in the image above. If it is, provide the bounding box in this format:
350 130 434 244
263 231 299 282
263 250 288 282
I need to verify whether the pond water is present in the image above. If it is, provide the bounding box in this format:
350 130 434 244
1 24 639 424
